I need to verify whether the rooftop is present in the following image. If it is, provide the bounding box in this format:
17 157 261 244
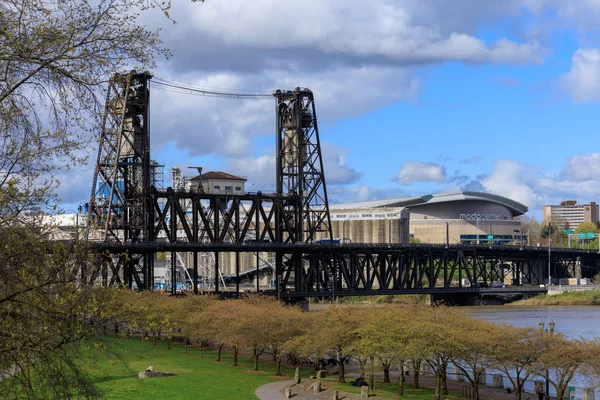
189 171 247 181
329 191 528 216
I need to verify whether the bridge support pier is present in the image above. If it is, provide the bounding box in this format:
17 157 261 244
429 293 481 306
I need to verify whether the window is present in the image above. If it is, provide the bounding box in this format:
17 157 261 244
235 186 241 191
225 186 233 191
214 185 220 190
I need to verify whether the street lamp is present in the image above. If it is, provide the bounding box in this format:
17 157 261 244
436 217 457 248
548 239 552 286
538 320 555 400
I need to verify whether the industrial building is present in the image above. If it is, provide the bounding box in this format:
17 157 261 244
542 200 599 229
328 192 528 245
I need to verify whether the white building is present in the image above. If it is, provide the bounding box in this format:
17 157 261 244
189 171 246 195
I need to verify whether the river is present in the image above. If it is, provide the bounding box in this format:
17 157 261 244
464 305 600 339
310 303 600 398
465 305 600 398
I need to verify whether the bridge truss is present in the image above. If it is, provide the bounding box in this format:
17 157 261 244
86 72 600 297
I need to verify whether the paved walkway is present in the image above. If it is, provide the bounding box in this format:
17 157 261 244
254 371 554 400
255 379 294 400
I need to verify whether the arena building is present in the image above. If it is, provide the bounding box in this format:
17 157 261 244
328 191 528 245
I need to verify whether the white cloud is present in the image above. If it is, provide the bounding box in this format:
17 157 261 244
395 161 446 185
225 155 276 188
328 184 406 204
559 48 600 103
321 143 362 185
223 142 362 188
564 153 600 181
482 160 543 208
169 1 542 66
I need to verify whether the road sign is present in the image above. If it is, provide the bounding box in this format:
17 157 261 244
588 232 596 239
487 235 493 240
579 233 586 239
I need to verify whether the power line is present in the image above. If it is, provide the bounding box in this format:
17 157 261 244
151 77 273 99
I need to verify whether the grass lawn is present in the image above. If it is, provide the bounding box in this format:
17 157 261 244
512 290 600 305
326 378 466 399
87 338 311 400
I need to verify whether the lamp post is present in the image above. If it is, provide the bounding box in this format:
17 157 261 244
436 218 457 248
538 320 555 400
342 218 350 244
548 239 552 286
67 208 80 242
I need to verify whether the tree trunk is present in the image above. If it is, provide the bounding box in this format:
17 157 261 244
200 341 203 358
557 384 567 400
167 334 171 350
412 360 421 389
472 370 480 400
435 373 442 400
114 322 119 336
514 379 523 400
253 349 259 371
184 337 188 353
217 343 224 362
275 357 282 376
383 365 390 383
441 364 448 395
233 346 239 366
398 363 405 396
338 353 346 383
359 357 367 378
369 355 375 390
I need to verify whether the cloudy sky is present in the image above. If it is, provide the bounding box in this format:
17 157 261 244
63 1 600 218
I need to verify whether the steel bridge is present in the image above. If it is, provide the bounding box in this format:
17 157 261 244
84 72 600 301
91 238 599 299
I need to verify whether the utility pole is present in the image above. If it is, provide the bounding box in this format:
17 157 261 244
548 239 552 286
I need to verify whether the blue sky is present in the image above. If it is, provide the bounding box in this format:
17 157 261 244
61 1 600 219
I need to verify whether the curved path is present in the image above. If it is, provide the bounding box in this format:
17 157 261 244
255 379 294 400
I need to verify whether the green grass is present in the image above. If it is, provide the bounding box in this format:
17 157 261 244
85 338 311 400
325 377 464 399
512 290 600 305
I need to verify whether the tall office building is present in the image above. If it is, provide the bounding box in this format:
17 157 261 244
542 200 599 229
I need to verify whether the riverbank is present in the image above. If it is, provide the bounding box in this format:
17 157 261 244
510 290 600 306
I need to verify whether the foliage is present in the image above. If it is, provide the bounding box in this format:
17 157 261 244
303 305 369 383
536 334 594 400
488 326 541 400
0 0 197 396
0 224 127 398
452 318 506 400
573 222 598 234
512 290 600 306
409 237 421 244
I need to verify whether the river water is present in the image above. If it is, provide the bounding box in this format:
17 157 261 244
464 305 600 398
464 305 600 339
310 303 600 398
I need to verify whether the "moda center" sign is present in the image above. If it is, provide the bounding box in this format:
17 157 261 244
459 213 503 220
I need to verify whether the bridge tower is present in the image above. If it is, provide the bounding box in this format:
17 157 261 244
87 71 153 289
274 88 333 243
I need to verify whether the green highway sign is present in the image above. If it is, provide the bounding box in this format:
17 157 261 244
588 232 596 239
487 235 493 240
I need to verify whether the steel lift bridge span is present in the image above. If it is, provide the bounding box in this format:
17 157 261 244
85 72 600 300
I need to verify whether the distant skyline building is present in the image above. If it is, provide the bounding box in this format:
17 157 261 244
542 200 599 229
